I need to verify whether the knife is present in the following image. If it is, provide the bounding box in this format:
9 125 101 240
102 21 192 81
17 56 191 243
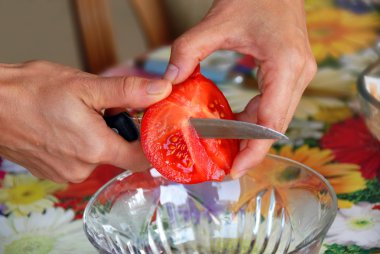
103 112 288 142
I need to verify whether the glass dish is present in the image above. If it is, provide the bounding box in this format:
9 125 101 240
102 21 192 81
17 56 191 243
83 154 337 254
358 58 380 140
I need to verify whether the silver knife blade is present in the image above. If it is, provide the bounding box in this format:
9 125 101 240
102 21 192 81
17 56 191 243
189 118 288 140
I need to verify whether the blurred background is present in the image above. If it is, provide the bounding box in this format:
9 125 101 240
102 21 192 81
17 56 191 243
0 0 212 71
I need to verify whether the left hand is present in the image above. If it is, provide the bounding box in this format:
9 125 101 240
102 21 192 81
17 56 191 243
164 0 317 178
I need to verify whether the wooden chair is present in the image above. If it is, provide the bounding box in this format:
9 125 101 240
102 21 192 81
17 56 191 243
71 0 172 74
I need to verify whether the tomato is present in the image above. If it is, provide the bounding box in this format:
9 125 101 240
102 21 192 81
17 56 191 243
141 65 239 184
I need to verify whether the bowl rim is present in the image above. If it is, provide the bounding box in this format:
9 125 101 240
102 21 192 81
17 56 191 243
357 58 380 108
83 154 338 253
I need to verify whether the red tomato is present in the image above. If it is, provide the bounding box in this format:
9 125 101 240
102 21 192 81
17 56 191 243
141 65 239 184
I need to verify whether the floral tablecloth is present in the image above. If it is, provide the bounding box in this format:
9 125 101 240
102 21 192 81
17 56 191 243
1 1 380 253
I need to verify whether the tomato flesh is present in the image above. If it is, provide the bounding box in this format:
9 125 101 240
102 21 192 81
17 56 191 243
141 65 239 183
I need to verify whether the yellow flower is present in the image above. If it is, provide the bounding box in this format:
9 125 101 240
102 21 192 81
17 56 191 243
307 8 379 62
273 145 366 208
0 174 66 216
232 153 338 216
304 0 333 12
314 105 353 124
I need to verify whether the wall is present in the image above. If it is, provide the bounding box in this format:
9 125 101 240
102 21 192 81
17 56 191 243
0 0 212 70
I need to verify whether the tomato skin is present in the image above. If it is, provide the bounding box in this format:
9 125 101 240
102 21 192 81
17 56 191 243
141 65 239 184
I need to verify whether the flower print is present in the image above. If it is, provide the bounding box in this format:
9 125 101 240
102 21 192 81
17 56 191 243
0 173 65 216
340 48 379 76
295 96 353 123
278 119 325 147
272 145 366 208
55 164 123 199
0 207 96 253
218 84 259 113
335 0 379 13
54 165 123 217
0 170 5 181
307 8 379 62
305 0 334 11
326 202 380 248
321 117 380 179
308 67 356 97
0 159 28 174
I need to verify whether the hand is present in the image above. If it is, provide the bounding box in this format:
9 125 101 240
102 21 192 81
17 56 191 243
0 61 171 182
164 0 317 178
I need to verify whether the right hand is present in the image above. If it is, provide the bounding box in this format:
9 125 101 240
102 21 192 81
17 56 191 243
0 60 172 183
164 0 316 178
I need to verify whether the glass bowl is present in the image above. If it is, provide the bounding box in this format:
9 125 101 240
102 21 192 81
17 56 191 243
358 59 380 140
83 154 337 254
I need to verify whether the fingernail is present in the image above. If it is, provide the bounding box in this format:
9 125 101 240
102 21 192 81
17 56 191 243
146 80 168 95
230 169 246 179
164 64 179 82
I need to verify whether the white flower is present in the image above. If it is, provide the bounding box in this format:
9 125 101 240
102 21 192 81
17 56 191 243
326 202 380 248
0 207 96 254
308 67 356 97
219 84 259 113
294 96 347 119
340 48 379 75
277 119 325 146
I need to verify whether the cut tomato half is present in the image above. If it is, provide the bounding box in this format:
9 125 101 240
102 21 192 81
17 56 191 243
141 65 239 184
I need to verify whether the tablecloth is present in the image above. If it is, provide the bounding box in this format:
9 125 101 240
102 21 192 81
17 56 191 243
1 1 380 253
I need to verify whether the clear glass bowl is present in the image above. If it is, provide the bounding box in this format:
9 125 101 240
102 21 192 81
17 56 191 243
358 59 380 140
83 154 337 254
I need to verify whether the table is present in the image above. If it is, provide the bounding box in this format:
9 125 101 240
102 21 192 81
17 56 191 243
1 1 380 253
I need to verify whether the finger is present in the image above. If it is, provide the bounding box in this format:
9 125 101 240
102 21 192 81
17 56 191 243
231 80 301 179
231 53 305 176
81 76 172 110
257 48 311 131
164 23 225 84
285 54 317 122
230 139 273 179
235 95 261 151
100 129 151 172
235 95 261 124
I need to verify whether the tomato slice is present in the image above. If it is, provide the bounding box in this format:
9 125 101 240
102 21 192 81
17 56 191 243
141 65 239 184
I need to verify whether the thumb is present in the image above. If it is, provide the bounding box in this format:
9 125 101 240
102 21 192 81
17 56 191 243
82 76 172 110
164 24 225 84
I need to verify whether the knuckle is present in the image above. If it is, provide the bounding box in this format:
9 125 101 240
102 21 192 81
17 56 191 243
121 76 146 99
75 76 94 93
286 47 305 70
172 35 201 59
23 60 50 70
172 33 209 63
172 36 191 54
305 57 318 78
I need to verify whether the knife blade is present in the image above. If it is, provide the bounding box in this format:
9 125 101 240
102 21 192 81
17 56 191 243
189 118 288 140
104 112 288 142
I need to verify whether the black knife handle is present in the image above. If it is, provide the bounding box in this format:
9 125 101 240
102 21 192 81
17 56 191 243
103 112 139 142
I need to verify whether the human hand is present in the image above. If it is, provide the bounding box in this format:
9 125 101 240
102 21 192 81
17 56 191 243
0 61 171 182
164 0 317 178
